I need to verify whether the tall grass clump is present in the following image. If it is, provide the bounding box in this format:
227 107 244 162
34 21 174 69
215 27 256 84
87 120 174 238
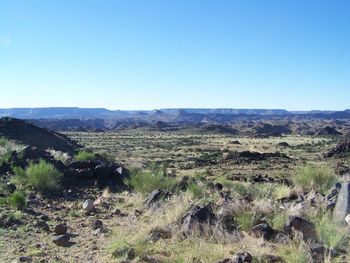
0 191 26 210
314 213 348 253
279 240 311 263
125 168 177 194
274 184 292 200
236 210 262 232
293 164 337 194
7 191 26 210
13 160 62 192
0 138 20 167
187 181 204 199
74 151 96 162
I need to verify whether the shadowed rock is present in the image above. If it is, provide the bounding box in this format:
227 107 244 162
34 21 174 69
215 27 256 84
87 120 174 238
284 216 318 242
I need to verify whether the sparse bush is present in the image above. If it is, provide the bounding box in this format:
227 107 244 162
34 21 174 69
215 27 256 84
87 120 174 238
74 151 96 162
125 168 177 194
13 160 62 192
293 164 337 194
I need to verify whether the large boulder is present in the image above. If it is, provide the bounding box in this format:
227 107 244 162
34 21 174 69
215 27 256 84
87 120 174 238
333 182 350 223
325 133 350 158
250 223 275 240
144 189 172 208
181 204 216 234
284 216 318 242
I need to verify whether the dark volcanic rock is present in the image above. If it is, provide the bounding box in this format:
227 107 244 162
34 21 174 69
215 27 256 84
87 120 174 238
54 223 68 235
232 252 253 263
325 133 350 158
333 182 350 223
250 223 275 240
0 117 80 152
284 216 318 242
34 221 50 232
148 227 172 242
52 234 70 246
226 151 289 164
181 204 216 234
309 243 325 263
217 252 253 263
144 189 172 208
91 219 103 230
277 142 290 147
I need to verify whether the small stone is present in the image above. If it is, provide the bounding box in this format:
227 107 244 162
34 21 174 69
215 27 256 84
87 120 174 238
232 252 252 263
52 234 70 246
345 214 350 225
126 248 136 260
18 256 32 262
83 199 94 212
18 247 27 253
6 182 16 193
116 167 123 175
39 215 49 221
91 219 103 230
34 221 50 232
54 223 68 235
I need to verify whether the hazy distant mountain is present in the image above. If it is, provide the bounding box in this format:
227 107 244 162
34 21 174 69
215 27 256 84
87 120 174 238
0 107 349 122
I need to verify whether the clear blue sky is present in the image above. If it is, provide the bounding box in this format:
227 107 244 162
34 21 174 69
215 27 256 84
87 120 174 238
0 0 349 110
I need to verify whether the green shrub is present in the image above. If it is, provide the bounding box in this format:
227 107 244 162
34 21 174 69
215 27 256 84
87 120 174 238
7 191 26 210
293 164 337 194
125 169 177 194
13 160 62 192
74 151 96 162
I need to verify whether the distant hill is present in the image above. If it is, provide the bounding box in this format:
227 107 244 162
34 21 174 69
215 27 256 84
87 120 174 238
0 117 80 152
